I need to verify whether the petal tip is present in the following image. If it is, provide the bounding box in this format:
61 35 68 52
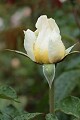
23 30 26 34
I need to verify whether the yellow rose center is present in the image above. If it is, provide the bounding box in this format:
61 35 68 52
33 44 49 64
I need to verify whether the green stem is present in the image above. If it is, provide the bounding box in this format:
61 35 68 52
49 82 54 113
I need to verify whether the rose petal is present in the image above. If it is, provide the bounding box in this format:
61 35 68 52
35 15 49 30
48 18 60 33
34 28 50 63
24 29 36 61
48 32 65 63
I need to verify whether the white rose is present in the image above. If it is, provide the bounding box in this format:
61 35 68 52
24 15 75 64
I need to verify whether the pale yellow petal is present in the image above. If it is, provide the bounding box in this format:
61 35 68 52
24 29 36 61
48 18 60 33
35 16 50 63
35 15 48 30
48 33 65 63
34 28 50 63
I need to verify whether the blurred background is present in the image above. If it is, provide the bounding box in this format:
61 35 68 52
0 0 80 119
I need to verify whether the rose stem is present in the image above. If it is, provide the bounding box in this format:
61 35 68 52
49 81 55 113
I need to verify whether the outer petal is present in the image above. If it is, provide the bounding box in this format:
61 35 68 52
35 15 60 33
48 31 65 63
35 15 48 30
48 18 60 33
24 29 36 61
34 28 50 63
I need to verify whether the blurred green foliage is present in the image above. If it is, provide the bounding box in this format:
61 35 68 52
0 0 80 119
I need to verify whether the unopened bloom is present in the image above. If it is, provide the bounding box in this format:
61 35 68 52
24 15 75 64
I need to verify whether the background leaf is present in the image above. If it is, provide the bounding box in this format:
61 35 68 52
2 105 22 118
13 113 42 120
55 70 80 102
0 113 11 120
55 96 80 118
45 113 58 120
0 85 18 102
73 118 80 120
0 105 42 120
55 54 80 102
